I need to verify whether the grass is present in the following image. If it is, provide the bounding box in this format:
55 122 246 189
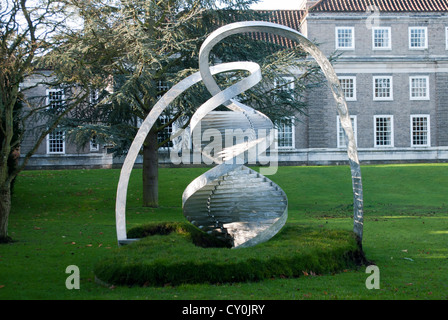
95 222 363 287
0 164 447 300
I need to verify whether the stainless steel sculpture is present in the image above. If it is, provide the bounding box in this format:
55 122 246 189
115 21 364 247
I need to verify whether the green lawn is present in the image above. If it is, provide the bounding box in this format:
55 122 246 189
0 164 447 300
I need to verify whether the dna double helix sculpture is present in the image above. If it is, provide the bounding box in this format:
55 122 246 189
115 22 364 248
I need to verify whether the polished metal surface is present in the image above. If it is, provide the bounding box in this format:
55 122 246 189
115 21 364 247
115 62 260 244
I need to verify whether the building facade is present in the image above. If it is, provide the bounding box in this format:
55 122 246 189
20 71 114 169
299 0 448 164
19 0 448 169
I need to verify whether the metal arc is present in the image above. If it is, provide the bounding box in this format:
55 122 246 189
115 62 263 244
198 21 363 242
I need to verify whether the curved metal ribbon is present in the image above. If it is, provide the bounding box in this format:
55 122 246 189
115 62 261 244
115 21 364 247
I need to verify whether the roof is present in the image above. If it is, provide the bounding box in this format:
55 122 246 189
252 10 307 48
256 10 306 31
309 0 448 12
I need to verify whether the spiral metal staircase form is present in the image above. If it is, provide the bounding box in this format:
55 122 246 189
182 104 288 248
183 160 288 248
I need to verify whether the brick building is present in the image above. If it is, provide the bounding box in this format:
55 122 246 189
20 71 114 169
299 0 448 164
20 0 448 168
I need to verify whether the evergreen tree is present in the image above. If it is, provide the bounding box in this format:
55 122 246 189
44 0 328 207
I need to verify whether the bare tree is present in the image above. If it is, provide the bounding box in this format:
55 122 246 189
0 0 76 242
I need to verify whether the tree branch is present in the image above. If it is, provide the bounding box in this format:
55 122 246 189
12 91 89 181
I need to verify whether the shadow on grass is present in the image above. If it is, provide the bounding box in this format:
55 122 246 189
94 222 369 287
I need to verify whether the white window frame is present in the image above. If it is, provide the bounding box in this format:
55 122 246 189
90 136 100 152
158 115 177 150
409 76 430 100
335 27 355 50
372 27 392 50
46 89 66 155
89 89 99 104
275 117 295 149
274 76 295 90
409 27 428 50
410 115 431 147
373 76 393 101
157 80 170 100
374 115 394 148
446 27 448 50
46 129 66 154
338 76 357 101
274 76 295 100
46 88 65 110
337 115 357 148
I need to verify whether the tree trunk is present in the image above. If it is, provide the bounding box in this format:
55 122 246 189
0 186 12 243
142 129 159 207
